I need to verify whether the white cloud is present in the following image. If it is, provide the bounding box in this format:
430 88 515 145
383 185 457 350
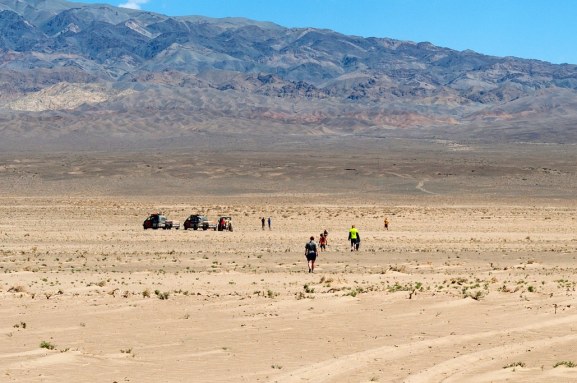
118 0 149 10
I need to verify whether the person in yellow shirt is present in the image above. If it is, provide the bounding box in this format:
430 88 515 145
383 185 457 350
348 225 359 252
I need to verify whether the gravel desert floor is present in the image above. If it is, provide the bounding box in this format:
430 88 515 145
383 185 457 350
1 140 577 383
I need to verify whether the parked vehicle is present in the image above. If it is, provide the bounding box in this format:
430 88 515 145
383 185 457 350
217 216 233 231
143 213 179 230
183 214 216 231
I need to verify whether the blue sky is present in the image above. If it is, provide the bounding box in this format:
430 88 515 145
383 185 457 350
80 0 577 64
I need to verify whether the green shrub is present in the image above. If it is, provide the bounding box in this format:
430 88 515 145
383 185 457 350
40 341 55 350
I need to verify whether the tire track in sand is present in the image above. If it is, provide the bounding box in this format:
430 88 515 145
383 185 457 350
267 313 577 383
404 333 577 383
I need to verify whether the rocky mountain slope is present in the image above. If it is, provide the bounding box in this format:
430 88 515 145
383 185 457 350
1 0 577 147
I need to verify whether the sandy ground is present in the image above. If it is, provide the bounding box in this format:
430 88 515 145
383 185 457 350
1 194 577 383
1 139 577 382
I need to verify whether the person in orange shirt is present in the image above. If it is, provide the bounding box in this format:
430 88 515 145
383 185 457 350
319 233 327 251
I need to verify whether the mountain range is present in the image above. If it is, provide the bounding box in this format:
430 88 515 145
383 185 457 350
1 0 577 148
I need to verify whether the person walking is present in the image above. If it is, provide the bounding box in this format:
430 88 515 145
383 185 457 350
319 233 327 251
267 217 271 230
348 225 359 252
305 236 318 273
261 217 265 230
355 232 361 251
384 217 389 231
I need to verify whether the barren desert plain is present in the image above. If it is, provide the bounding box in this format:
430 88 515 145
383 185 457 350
1 137 577 383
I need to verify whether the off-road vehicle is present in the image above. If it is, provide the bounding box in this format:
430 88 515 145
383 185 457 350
183 215 216 230
143 213 179 230
217 216 233 231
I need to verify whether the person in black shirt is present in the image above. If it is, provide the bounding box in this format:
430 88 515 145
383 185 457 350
304 236 318 273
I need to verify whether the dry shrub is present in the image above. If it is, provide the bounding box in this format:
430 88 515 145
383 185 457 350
8 285 26 293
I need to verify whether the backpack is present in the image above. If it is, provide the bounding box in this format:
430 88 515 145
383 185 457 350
306 241 317 254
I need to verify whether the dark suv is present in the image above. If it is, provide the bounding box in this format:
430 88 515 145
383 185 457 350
143 213 178 230
184 214 210 230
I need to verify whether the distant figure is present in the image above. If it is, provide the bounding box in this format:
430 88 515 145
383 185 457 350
305 236 318 273
268 217 271 230
323 229 329 238
384 217 389 231
348 225 359 252
355 233 361 251
261 217 265 230
319 233 327 251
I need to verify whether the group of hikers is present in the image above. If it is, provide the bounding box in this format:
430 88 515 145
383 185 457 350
304 226 359 273
305 229 329 273
260 217 272 230
257 215 390 273
304 218 389 273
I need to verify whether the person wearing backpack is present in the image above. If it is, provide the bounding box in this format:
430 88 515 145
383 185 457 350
304 236 318 273
348 225 359 251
